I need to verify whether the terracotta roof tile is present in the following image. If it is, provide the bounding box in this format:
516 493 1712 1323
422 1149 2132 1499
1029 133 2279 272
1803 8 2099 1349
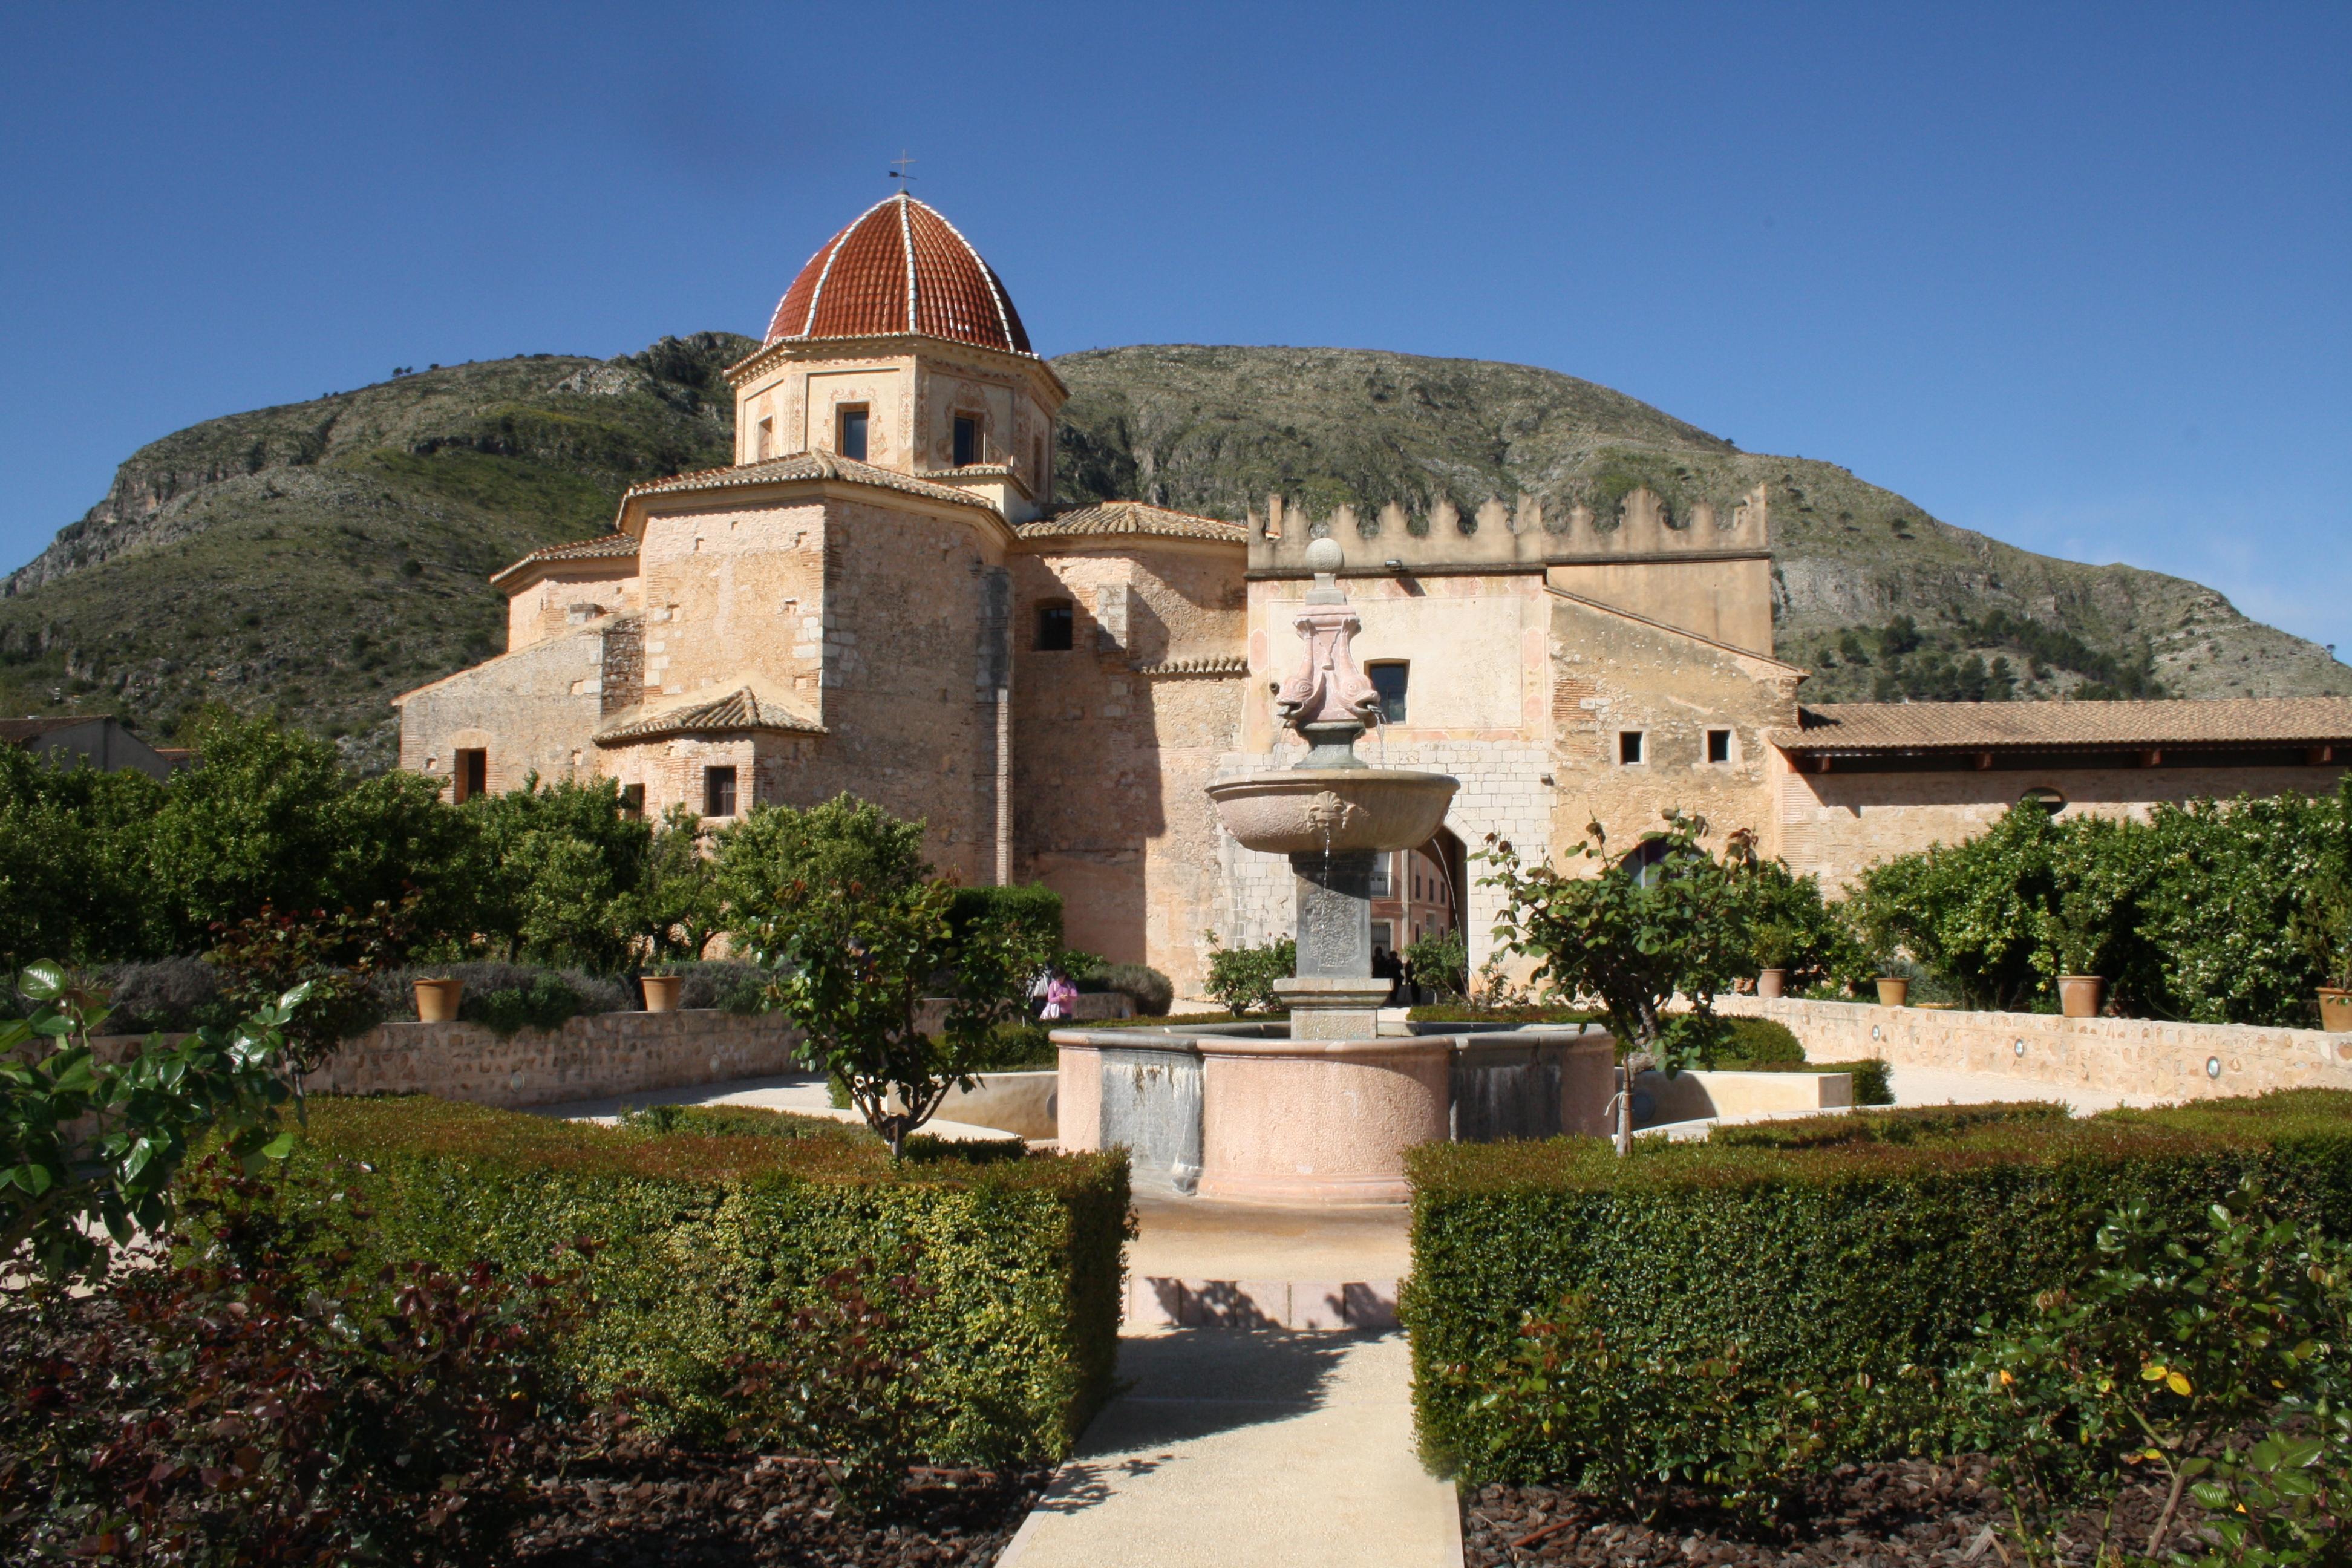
1776 698 2352 752
1017 501 1247 544
763 194 1032 355
595 687 824 746
488 532 638 586
624 451 1000 516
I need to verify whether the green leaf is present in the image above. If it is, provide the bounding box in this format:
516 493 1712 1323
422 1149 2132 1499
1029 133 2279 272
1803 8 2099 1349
260 1131 296 1160
17 959 67 1001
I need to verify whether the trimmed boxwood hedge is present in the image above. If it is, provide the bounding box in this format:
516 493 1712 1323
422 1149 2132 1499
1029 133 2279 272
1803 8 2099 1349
213 1096 1131 1465
1403 1090 2352 1484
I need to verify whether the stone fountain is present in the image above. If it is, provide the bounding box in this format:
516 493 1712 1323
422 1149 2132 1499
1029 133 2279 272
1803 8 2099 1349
1204 537 1460 1040
1051 538 1615 1204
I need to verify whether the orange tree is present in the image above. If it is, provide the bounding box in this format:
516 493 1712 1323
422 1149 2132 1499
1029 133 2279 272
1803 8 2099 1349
718 795 1058 1157
1479 809 1755 1154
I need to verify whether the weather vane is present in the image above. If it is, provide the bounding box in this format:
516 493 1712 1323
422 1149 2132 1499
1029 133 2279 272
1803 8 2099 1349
888 150 916 192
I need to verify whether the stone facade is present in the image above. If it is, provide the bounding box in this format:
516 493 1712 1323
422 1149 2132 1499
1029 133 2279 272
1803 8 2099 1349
396 192 2352 999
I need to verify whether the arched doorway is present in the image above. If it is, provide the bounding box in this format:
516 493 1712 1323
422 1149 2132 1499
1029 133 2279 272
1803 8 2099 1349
1369 826 1468 994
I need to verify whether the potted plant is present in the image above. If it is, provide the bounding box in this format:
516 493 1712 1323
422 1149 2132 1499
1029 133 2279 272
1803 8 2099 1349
1873 974 1909 1008
2295 883 2352 1033
1752 921 1795 1000
2042 893 2106 1020
641 964 683 1013
413 975 463 1023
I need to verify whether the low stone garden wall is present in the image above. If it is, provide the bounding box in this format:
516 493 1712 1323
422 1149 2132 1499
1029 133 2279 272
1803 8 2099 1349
1717 993 2352 1101
91 1008 807 1111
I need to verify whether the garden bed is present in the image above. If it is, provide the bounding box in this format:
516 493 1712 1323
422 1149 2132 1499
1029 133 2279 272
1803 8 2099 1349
1459 1459 2209 1566
511 1451 1051 1567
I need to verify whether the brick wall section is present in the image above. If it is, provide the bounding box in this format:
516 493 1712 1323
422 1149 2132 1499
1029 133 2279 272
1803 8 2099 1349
1717 993 2352 1101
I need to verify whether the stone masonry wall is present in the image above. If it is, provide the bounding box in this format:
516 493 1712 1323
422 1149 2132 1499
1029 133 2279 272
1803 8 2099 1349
1717 993 2352 1102
306 1008 806 1110
1012 542 1249 993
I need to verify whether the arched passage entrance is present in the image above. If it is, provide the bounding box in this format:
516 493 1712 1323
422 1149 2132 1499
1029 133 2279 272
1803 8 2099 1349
1369 824 1467 954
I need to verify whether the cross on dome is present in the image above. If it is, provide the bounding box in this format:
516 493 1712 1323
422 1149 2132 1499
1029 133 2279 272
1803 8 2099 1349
763 193 1032 356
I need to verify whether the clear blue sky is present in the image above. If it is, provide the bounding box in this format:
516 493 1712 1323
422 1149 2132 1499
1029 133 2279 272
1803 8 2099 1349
3 2 2346 654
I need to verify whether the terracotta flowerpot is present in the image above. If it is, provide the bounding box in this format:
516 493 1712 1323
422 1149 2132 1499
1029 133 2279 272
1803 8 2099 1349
2319 988 2352 1033
1757 969 1787 1000
413 978 463 1024
1874 977 1909 1008
642 975 682 1013
2058 975 2105 1019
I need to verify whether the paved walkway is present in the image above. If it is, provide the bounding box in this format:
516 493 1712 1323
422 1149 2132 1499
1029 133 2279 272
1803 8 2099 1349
529 1070 1016 1141
1000 1328 1455 1568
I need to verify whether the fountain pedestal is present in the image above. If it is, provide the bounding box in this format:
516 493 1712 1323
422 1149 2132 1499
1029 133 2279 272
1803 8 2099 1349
1277 848 1390 1038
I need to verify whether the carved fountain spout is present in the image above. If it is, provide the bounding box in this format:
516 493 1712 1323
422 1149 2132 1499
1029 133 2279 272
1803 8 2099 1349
1206 538 1459 1039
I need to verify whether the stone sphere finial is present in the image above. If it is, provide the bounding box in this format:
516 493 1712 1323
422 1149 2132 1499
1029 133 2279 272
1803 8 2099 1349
1304 537 1344 573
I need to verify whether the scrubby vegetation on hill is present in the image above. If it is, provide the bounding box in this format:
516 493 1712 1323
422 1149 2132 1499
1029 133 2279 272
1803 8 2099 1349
3 339 2343 769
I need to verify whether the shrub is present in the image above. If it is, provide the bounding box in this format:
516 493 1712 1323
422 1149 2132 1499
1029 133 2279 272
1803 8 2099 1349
1 1172 579 1566
1965 1177 2352 1559
370 962 633 1025
1732 859 1870 995
93 955 226 1034
1077 962 1174 1017
665 958 769 1012
1711 1015 1805 1067
1403 928 1469 1002
201 1096 1131 1466
1404 1090 2352 1493
1406 1004 1599 1025
1201 932 1295 1015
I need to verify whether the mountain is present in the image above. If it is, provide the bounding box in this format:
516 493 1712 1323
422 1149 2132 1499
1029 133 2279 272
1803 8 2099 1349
5 340 2344 769
1051 346 2352 707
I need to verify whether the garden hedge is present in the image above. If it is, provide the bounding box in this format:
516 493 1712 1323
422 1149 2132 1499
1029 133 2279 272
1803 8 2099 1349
215 1096 1131 1465
1403 1089 2352 1484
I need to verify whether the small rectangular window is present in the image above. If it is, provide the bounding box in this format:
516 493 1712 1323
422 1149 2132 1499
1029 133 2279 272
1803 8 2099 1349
837 407 868 462
704 766 737 818
1618 731 1645 766
1370 921 1393 952
620 783 646 817
1706 728 1733 764
1370 852 1392 897
953 414 979 467
1035 601 1074 651
1367 662 1408 724
454 748 487 802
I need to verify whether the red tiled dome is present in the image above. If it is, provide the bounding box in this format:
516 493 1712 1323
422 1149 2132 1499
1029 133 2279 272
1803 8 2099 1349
765 194 1033 355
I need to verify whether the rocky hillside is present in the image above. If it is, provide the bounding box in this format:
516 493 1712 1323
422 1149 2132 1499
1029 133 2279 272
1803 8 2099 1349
0 335 756 768
1053 346 2352 705
5 339 2344 770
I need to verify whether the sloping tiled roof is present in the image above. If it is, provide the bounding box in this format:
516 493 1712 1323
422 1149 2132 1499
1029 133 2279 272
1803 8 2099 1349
623 451 1000 515
488 532 638 587
1777 698 2352 753
1016 501 1247 544
764 193 1032 355
0 716 99 742
594 687 825 747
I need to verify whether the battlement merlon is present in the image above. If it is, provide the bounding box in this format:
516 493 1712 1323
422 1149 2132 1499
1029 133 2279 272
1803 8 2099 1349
1244 483 1768 577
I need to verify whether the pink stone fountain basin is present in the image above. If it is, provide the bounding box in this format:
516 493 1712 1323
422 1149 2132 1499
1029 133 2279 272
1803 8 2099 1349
1204 769 1459 856
1053 1023 1617 1205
